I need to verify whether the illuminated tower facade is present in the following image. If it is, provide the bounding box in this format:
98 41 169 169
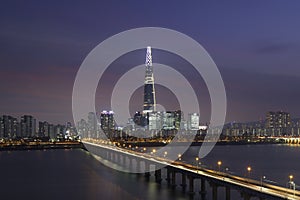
143 46 156 113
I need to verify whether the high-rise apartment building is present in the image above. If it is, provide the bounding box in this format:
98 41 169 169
266 111 291 136
266 111 291 128
0 115 19 138
20 115 36 137
187 113 200 130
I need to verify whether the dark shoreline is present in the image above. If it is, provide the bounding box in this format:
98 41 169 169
0 142 86 151
0 140 289 151
117 140 285 147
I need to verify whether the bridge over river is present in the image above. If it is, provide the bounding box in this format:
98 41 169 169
83 140 300 200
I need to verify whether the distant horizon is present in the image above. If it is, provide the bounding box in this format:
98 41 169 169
1 109 299 126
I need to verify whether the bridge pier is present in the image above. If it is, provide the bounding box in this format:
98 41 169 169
106 151 110 160
110 152 114 161
180 173 187 192
210 182 218 200
199 178 206 199
188 175 195 195
136 159 141 172
119 154 124 166
241 192 252 200
124 156 132 171
98 149 104 158
171 170 177 189
166 168 171 185
116 153 120 163
154 168 162 183
112 152 115 162
225 186 230 200
128 156 132 170
144 161 150 179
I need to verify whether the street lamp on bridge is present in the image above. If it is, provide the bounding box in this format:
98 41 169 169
247 166 251 178
195 157 199 173
289 175 293 182
151 148 156 154
261 176 266 191
164 151 168 158
287 175 296 196
217 161 222 172
178 154 182 161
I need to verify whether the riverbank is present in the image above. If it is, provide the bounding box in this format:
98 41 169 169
0 141 86 151
116 140 285 147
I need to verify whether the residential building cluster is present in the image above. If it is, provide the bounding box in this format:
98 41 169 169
0 115 77 140
222 111 300 137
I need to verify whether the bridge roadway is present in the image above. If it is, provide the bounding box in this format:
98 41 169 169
83 141 300 200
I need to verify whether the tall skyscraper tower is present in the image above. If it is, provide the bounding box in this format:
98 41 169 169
143 46 156 113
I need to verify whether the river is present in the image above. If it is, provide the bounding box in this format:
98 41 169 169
0 144 298 200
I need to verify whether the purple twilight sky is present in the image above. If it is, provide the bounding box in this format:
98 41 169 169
0 0 300 124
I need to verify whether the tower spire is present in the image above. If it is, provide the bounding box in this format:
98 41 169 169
146 46 152 67
143 46 156 113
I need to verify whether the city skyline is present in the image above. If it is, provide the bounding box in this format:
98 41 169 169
1 1 300 124
1 2 300 200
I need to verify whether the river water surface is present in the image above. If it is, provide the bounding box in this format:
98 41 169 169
0 144 299 200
